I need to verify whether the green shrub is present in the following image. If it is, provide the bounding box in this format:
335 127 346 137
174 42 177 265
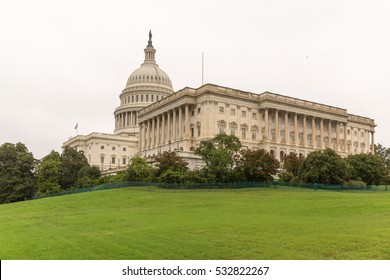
278 171 294 182
342 180 367 190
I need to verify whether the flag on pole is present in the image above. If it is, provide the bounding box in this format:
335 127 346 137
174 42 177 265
74 123 78 130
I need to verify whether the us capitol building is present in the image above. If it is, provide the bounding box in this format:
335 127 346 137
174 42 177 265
63 32 376 172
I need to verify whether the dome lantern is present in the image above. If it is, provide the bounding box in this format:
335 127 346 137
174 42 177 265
144 30 156 64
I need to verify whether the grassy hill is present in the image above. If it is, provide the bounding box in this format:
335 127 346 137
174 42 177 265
1 186 390 259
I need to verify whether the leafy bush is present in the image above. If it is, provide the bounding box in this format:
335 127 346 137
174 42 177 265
278 171 295 183
342 180 368 190
157 169 186 183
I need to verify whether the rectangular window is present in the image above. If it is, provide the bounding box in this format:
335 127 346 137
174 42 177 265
100 155 104 164
151 95 154 102
252 113 257 119
219 106 224 113
231 109 235 115
218 123 225 133
198 108 201 114
141 95 144 102
197 126 201 137
242 111 246 117
123 147 127 151
230 127 236 136
252 130 256 140
112 146 116 151
191 110 194 116
146 95 149 102
112 157 116 164
122 158 126 165
241 128 246 139
101 145 105 150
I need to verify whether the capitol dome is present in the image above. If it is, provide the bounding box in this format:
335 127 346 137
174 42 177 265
114 31 174 136
126 62 173 89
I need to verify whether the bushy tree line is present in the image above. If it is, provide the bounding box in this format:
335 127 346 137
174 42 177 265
1 137 389 204
121 134 279 184
280 148 388 186
0 143 101 204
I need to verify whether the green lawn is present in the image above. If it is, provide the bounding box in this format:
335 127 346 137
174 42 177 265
1 187 390 259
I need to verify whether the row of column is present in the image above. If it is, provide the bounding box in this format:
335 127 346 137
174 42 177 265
263 109 374 153
140 104 190 150
115 111 138 129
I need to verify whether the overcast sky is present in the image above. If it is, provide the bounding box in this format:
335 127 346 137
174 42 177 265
1 0 389 159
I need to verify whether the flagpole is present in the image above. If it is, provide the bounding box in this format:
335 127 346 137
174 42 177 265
202 52 204 85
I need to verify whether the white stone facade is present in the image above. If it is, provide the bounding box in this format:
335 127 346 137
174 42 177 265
138 84 376 169
63 32 376 172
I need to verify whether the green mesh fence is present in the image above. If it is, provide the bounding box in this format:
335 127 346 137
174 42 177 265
33 181 388 200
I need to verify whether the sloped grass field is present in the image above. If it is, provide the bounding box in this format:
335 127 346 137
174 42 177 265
1 187 390 259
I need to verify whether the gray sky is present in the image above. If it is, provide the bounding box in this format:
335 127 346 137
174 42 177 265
1 0 389 159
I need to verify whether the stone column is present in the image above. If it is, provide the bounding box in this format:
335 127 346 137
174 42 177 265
328 120 332 148
303 115 307 147
139 122 143 150
336 122 340 151
320 118 324 148
185 104 189 139
178 106 182 139
285 112 289 144
156 115 160 145
275 110 279 143
162 113 165 144
264 108 269 141
172 109 176 141
371 131 375 154
146 120 150 148
151 117 156 148
344 123 348 152
311 117 315 147
294 113 298 145
167 111 171 142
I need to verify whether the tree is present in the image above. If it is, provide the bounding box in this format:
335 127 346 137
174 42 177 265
279 152 305 182
154 151 188 177
375 143 390 168
36 150 62 195
0 142 36 204
283 152 304 177
60 147 89 189
299 148 347 185
346 153 387 185
194 133 242 182
123 155 154 182
237 148 279 182
76 165 101 188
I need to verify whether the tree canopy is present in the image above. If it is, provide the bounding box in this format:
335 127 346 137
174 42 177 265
124 155 154 182
60 147 89 189
346 153 387 185
195 133 242 182
36 150 62 195
299 148 347 185
238 148 279 181
0 142 36 204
